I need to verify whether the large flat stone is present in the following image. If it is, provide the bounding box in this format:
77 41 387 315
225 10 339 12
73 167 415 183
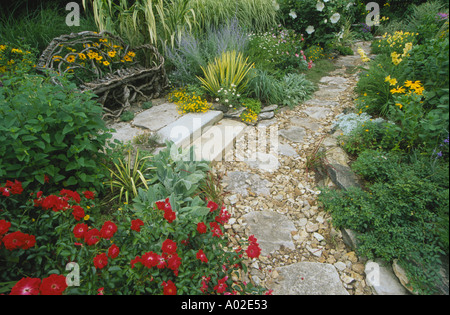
190 119 246 162
268 262 349 295
243 210 296 256
365 260 410 295
290 117 322 132
303 106 332 120
156 110 223 148
326 163 361 191
279 127 306 143
109 122 148 144
319 76 349 87
133 103 181 131
223 171 271 197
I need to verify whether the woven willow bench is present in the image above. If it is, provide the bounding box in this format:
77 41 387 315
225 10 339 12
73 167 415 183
37 31 169 120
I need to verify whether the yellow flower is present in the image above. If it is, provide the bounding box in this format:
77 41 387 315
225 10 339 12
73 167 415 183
127 51 136 57
67 55 76 63
103 60 110 66
390 86 406 94
84 215 90 221
79 53 87 60
395 103 403 109
108 50 117 58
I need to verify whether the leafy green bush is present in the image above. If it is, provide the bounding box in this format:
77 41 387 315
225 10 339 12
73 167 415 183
279 73 315 108
277 0 355 48
0 144 267 295
319 155 449 294
245 69 284 104
0 73 112 192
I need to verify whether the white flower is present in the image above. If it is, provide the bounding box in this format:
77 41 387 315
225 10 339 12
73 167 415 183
225 99 229 103
316 1 325 12
216 98 219 102
323 0 329 2
324 19 327 23
330 12 341 24
306 25 315 34
289 10 297 19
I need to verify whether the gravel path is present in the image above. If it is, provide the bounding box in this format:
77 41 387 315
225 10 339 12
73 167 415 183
213 41 375 295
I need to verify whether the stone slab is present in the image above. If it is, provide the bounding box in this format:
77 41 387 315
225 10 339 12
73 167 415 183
243 210 296 256
190 119 246 161
109 122 148 144
156 110 223 148
326 163 361 191
223 171 271 197
279 127 306 143
269 262 349 295
133 103 181 131
290 117 322 132
365 260 410 295
303 106 332 121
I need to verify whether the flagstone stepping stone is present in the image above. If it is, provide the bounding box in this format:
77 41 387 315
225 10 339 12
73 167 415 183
279 126 306 143
156 110 223 148
290 117 322 132
242 210 296 256
268 262 349 295
303 99 339 107
190 119 246 162
133 103 181 131
303 106 332 121
278 143 299 157
222 171 271 197
109 122 148 144
319 76 349 87
313 88 345 101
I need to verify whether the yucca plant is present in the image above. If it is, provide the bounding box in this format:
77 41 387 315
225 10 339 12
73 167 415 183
102 149 154 204
197 50 254 97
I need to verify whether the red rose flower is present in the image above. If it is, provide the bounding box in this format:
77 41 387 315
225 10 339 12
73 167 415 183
60 189 81 204
246 243 262 259
197 222 207 234
209 222 223 237
196 249 208 263
10 277 41 295
73 223 89 239
21 234 36 250
131 219 144 232
156 255 167 269
4 180 23 195
2 231 26 250
100 221 117 240
214 276 228 294
107 244 120 259
167 253 182 274
142 251 159 268
71 205 85 221
41 195 69 212
40 274 68 295
93 253 108 269
83 191 95 200
84 228 100 246
164 209 176 223
156 198 172 211
0 219 11 236
162 239 177 255
215 208 231 225
162 280 177 295
207 200 219 212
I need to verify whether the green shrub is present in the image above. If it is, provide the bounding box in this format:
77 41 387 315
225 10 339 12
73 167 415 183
0 143 267 295
0 73 112 193
279 73 315 108
351 149 402 182
319 158 449 294
245 69 284 104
